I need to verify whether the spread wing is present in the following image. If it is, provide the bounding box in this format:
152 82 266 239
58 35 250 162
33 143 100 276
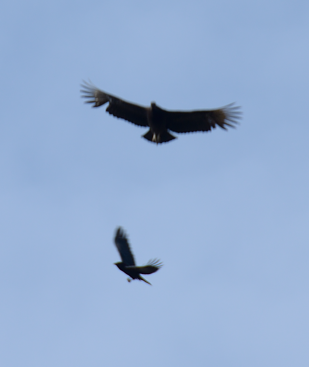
114 227 135 266
127 259 163 274
165 103 241 133
81 81 149 127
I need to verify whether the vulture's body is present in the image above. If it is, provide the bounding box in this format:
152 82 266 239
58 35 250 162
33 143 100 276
81 82 241 144
113 227 162 285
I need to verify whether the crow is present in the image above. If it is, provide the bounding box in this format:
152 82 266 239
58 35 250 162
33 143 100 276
81 81 241 144
113 227 162 285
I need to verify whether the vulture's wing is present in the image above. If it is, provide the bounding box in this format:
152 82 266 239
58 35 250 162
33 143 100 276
127 259 163 274
114 227 136 266
165 103 241 133
81 81 149 127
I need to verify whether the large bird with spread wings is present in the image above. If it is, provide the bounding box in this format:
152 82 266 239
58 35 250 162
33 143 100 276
81 81 241 144
114 227 162 285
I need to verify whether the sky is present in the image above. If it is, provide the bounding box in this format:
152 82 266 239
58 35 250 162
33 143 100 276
1 0 309 366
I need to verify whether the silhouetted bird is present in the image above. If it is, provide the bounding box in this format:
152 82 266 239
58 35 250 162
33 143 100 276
81 81 241 144
113 227 162 285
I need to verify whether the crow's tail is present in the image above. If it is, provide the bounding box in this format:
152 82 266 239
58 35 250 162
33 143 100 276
139 275 152 285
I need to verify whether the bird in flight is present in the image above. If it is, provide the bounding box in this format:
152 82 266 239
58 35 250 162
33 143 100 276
113 227 163 285
81 81 241 144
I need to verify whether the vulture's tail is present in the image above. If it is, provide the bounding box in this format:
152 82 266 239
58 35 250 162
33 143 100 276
142 129 176 144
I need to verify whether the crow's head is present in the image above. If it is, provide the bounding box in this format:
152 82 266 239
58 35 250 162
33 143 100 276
114 262 124 271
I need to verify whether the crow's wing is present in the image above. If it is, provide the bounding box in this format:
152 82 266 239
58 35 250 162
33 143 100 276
81 81 149 127
127 259 163 274
165 103 241 133
114 227 135 266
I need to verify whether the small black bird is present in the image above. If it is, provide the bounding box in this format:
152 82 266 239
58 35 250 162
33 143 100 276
114 227 162 285
81 81 241 144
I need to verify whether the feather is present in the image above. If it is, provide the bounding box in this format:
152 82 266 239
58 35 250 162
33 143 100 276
81 82 148 127
114 227 135 266
165 103 241 133
127 259 163 274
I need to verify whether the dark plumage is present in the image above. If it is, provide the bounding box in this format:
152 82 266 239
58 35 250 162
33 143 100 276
81 81 241 144
113 227 162 285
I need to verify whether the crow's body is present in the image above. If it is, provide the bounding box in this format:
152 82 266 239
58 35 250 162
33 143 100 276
113 227 162 285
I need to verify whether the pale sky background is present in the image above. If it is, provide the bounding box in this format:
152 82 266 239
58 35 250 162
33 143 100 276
1 1 309 366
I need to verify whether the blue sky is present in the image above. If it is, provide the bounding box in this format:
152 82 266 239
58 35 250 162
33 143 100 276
1 1 309 366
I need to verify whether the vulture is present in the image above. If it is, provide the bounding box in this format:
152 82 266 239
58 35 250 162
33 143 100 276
113 227 163 285
81 81 241 144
